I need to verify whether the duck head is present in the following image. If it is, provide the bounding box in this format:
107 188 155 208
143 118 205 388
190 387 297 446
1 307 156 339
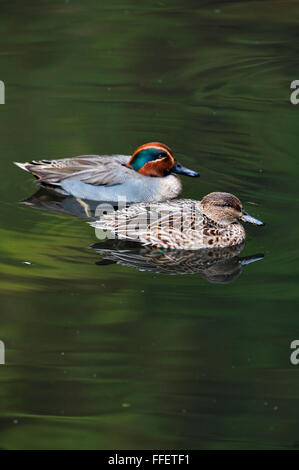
202 192 264 227
126 142 199 178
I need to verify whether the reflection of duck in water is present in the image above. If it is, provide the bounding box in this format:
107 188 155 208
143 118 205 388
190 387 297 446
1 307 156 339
19 188 100 219
91 240 264 283
91 192 264 249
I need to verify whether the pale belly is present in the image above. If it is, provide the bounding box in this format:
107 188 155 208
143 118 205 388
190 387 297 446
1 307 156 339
60 174 182 203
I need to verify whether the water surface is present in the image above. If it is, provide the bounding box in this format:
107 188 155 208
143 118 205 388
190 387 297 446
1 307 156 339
0 0 298 450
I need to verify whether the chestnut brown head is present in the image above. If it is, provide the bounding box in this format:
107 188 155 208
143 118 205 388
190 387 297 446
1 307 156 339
126 142 199 178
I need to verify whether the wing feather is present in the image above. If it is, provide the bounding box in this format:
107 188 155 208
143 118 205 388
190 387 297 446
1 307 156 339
14 155 132 186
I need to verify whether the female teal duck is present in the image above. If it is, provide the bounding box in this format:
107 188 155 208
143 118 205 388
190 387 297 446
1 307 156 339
92 192 264 250
14 142 199 203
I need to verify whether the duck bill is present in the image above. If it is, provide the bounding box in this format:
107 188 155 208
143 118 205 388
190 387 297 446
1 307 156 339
240 211 264 226
172 161 199 177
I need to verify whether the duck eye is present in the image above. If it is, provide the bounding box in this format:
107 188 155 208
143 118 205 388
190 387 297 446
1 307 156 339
153 151 166 160
217 203 232 208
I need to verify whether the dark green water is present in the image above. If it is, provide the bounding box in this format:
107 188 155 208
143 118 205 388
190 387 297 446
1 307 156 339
0 0 299 450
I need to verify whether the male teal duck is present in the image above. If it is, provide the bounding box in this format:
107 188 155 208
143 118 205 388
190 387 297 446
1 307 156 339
91 192 264 250
14 142 199 203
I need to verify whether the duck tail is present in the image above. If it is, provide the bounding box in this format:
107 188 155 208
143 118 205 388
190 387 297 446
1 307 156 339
13 161 30 172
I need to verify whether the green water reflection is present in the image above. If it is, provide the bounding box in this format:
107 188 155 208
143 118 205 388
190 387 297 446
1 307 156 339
0 0 299 450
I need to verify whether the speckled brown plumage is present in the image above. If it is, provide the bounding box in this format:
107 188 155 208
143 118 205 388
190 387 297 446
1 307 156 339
92 196 249 250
